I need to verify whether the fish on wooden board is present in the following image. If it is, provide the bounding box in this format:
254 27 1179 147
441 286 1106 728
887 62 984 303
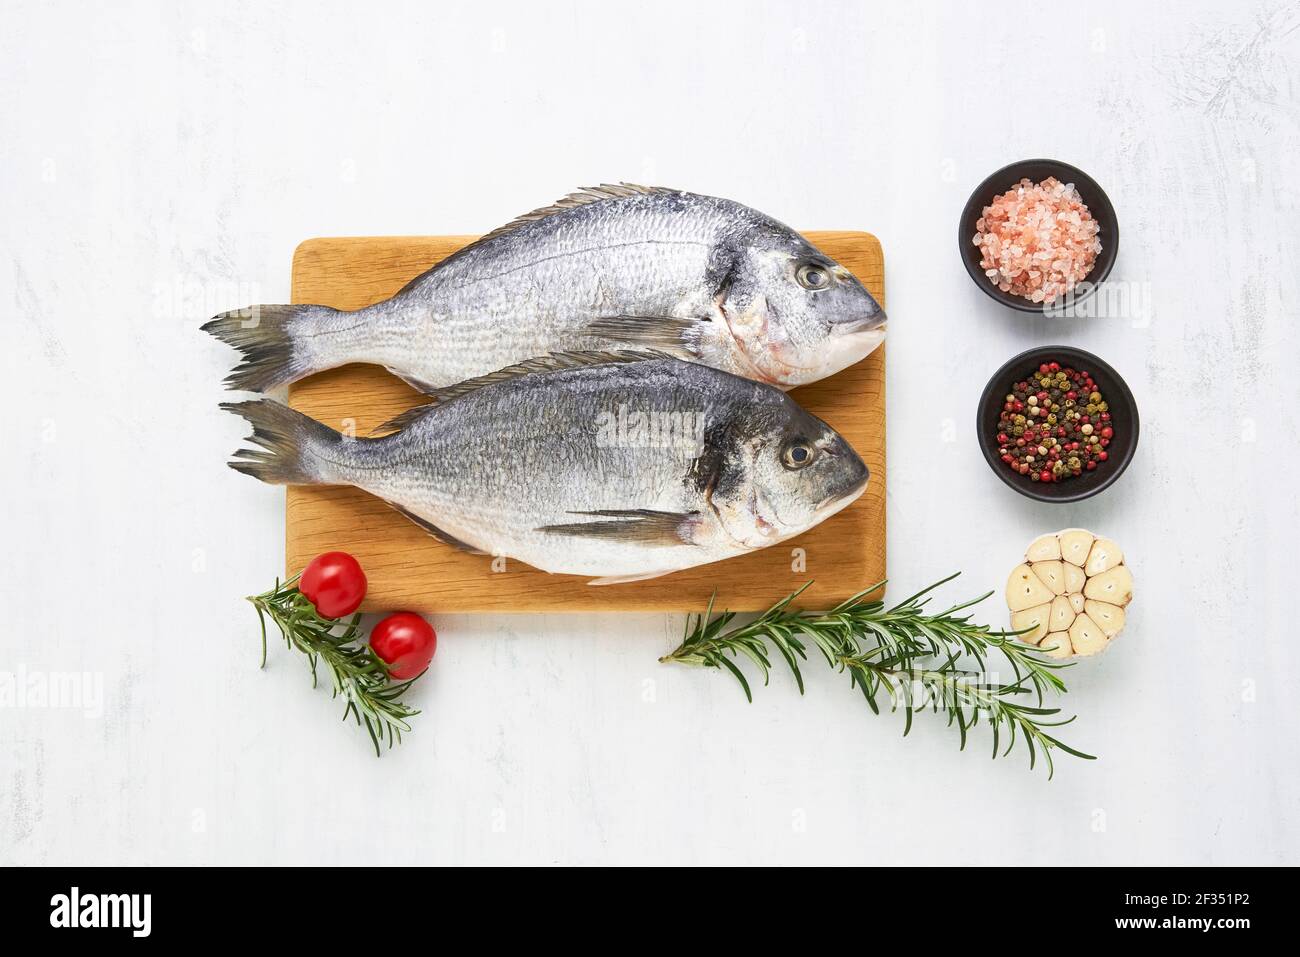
204 185 885 392
221 353 869 583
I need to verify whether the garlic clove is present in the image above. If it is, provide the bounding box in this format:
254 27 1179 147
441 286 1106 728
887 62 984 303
1068 592 1086 614
1063 562 1086 595
1026 533 1062 562
1011 603 1050 645
1040 631 1073 659
1069 612 1108 655
1084 599 1126 637
1007 563 1055 611
1058 529 1094 566
1083 564 1133 607
1049 594 1075 632
1032 560 1067 596
1085 537 1123 576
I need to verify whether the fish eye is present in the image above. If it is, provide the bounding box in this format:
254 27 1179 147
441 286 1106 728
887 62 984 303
797 264 831 290
782 440 816 469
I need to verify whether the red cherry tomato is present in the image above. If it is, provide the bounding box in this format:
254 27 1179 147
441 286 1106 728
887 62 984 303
298 551 367 619
370 612 437 679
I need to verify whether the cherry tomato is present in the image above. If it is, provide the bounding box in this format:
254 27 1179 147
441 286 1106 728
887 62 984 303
370 613 437 679
298 551 367 619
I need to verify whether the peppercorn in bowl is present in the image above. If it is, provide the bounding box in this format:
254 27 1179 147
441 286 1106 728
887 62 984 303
976 346 1139 502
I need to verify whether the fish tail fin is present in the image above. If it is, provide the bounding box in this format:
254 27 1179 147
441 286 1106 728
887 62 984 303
202 304 339 391
219 399 347 485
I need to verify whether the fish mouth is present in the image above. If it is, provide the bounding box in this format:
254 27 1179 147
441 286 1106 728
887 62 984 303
814 470 870 518
812 317 887 379
833 314 887 338
766 459 870 531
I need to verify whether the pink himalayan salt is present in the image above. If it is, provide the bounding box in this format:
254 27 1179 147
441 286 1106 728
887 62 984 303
972 177 1101 304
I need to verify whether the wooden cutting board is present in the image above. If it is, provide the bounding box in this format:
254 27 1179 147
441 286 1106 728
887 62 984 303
286 232 885 612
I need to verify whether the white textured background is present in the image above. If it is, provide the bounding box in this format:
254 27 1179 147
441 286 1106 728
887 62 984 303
3 0 1297 866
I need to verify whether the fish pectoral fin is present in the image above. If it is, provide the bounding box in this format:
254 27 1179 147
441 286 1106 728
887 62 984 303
386 502 487 555
587 570 676 586
536 509 699 547
585 315 699 354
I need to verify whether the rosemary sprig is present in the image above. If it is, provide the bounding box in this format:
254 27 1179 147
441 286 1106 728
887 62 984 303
660 573 1094 777
248 575 421 756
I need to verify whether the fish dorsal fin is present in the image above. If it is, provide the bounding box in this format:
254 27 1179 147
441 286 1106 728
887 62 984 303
370 349 675 434
395 184 680 295
423 348 673 401
476 183 678 245
371 404 437 436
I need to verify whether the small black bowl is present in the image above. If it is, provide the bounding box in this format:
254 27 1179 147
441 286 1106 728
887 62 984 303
959 158 1118 314
977 345 1139 503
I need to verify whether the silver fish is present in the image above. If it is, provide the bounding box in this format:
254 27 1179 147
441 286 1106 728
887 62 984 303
204 184 885 392
221 353 869 583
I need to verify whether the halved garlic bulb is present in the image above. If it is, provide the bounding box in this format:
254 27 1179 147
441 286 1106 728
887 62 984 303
1005 529 1132 658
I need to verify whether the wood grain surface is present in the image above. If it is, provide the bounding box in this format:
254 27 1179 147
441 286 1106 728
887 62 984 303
285 232 885 612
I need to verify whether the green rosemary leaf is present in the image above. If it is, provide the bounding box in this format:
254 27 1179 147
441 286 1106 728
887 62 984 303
716 654 753 703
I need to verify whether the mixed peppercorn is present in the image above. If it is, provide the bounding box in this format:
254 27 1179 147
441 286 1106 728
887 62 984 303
996 361 1115 483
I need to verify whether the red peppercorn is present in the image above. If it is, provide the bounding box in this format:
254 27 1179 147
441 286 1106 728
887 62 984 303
1048 362 1060 372
1039 363 1050 374
1086 461 1097 471
1040 470 1052 482
1100 426 1113 439
1097 450 1108 461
